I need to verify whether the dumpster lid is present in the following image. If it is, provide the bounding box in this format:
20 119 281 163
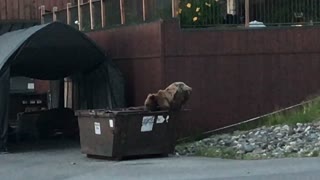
75 107 190 117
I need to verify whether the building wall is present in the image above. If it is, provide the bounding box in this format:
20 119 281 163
88 19 320 138
87 21 164 105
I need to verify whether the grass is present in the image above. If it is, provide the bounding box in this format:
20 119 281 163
176 96 320 160
194 147 237 159
265 100 320 126
176 144 320 160
238 97 320 131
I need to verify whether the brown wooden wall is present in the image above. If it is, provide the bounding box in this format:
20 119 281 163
87 21 164 105
162 19 320 137
0 0 69 21
87 19 320 138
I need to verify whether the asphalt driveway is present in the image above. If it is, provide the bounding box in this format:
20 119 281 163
1 141 320 180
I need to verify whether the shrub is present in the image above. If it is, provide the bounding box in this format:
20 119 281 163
179 0 223 27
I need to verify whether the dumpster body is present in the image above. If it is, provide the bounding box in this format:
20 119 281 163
76 109 180 159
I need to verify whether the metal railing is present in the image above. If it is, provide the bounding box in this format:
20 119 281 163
41 0 172 31
179 0 320 28
40 0 320 31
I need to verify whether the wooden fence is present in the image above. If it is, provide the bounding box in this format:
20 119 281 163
2 0 319 29
40 0 178 31
0 0 71 22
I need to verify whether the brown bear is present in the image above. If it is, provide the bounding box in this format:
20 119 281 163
144 82 192 111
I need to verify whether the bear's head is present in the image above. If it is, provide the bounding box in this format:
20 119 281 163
144 82 192 111
144 90 171 111
144 93 159 111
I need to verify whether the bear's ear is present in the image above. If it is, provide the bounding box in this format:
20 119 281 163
148 94 156 100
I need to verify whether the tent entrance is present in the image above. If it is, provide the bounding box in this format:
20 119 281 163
7 77 80 152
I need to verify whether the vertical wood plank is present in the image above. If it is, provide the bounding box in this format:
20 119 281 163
142 0 146 21
0 0 7 20
6 0 13 20
12 0 19 20
245 0 250 27
19 1 26 20
120 0 125 24
34 0 40 19
24 0 31 20
67 3 71 24
89 0 95 29
171 0 179 18
100 0 106 27
40 5 45 24
78 0 83 30
52 6 58 21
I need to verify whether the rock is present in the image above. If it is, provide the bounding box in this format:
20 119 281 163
267 145 274 151
307 133 318 142
248 138 255 143
295 127 304 133
174 120 320 160
273 127 281 132
288 128 295 135
282 125 290 131
284 145 293 153
289 141 297 146
276 133 284 138
253 148 265 154
260 131 266 135
272 152 280 157
243 144 255 153
277 142 285 147
261 143 268 149
231 135 239 140
254 131 260 136
305 126 311 132
224 141 232 146
236 150 245 154
219 140 226 146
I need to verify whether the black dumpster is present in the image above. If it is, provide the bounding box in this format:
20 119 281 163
75 108 181 159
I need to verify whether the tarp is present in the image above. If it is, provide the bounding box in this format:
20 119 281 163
0 22 126 152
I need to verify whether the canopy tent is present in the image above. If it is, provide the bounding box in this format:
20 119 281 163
0 21 39 36
0 22 126 152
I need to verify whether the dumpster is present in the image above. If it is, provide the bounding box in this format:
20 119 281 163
75 108 183 159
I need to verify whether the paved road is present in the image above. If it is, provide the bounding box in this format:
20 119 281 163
1 142 320 180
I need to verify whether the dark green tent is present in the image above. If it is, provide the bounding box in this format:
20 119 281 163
0 22 126 152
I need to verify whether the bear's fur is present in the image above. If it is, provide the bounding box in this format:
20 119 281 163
144 82 192 111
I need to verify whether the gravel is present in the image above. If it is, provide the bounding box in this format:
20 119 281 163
175 122 320 159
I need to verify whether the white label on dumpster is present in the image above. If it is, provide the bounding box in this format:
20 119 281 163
109 119 114 128
156 115 166 124
94 122 101 135
141 116 155 132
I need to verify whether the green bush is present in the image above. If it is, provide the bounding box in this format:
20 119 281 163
179 0 223 27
